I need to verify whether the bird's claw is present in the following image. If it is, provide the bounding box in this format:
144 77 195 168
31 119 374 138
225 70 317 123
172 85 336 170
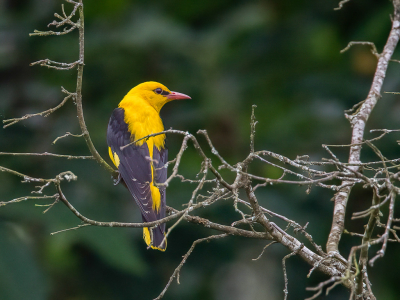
113 172 122 185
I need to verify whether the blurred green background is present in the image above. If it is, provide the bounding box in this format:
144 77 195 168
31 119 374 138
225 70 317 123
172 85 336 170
1 0 400 299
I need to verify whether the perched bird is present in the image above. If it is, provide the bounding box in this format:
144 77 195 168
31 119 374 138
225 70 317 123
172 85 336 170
107 82 191 251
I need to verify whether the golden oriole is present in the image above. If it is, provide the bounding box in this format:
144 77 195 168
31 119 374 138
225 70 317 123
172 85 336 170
107 81 191 251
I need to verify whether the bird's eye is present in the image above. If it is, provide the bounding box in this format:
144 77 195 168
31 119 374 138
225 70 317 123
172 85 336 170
154 88 163 95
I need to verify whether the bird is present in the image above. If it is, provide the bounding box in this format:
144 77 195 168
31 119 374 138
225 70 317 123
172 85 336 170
107 81 191 251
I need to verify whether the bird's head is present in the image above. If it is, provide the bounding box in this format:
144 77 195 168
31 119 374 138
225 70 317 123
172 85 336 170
129 81 191 112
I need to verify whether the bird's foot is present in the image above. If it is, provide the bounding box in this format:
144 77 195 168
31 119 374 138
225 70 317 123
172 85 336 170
113 172 122 185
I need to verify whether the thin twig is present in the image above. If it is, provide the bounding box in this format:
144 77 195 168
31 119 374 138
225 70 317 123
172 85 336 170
334 0 352 11
252 241 277 261
3 87 75 128
282 244 304 300
340 41 379 58
0 195 57 207
30 59 80 70
53 132 84 144
0 152 93 160
51 223 91 235
154 234 228 300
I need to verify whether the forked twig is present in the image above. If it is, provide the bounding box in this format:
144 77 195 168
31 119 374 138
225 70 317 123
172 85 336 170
153 234 228 300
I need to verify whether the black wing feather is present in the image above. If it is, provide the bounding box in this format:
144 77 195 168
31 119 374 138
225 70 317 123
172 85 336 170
152 145 168 233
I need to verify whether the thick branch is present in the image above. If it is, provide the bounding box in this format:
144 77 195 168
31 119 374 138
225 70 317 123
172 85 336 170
55 182 272 240
245 184 350 285
72 1 117 177
326 2 400 254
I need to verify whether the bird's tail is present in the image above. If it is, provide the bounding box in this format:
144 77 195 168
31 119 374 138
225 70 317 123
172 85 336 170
143 226 167 251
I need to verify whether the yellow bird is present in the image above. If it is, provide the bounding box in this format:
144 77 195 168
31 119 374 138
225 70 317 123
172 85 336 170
107 82 191 251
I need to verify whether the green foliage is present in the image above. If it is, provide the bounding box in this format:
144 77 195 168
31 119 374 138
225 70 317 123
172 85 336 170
1 0 399 299
0 223 48 300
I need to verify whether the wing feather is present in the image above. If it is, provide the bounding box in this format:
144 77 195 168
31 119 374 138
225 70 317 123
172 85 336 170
152 145 168 233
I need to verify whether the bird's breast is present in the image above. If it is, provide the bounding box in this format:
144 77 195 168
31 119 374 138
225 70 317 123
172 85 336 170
121 102 166 150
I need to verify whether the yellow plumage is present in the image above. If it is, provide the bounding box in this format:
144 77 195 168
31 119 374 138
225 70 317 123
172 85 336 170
119 82 169 149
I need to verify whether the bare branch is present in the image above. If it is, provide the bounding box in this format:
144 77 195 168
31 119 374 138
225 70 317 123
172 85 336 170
252 241 277 261
305 276 343 300
334 0 352 11
70 1 117 177
250 104 257 154
3 87 74 128
29 1 81 36
369 191 396 266
282 244 304 300
51 223 91 235
245 184 350 285
30 59 81 70
340 41 379 58
0 195 57 207
154 234 228 300
0 152 93 160
326 4 400 255
53 132 84 144
2 2 399 300
54 181 273 241
29 26 77 36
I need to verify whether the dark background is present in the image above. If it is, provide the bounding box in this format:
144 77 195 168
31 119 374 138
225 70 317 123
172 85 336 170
1 0 400 299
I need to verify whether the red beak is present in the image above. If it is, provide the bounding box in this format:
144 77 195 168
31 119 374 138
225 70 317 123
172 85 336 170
167 91 191 100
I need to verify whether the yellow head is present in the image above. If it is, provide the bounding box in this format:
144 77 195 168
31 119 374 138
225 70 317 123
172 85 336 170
127 81 191 113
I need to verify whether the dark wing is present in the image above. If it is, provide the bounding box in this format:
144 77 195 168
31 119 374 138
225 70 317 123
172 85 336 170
152 145 168 233
107 108 159 224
